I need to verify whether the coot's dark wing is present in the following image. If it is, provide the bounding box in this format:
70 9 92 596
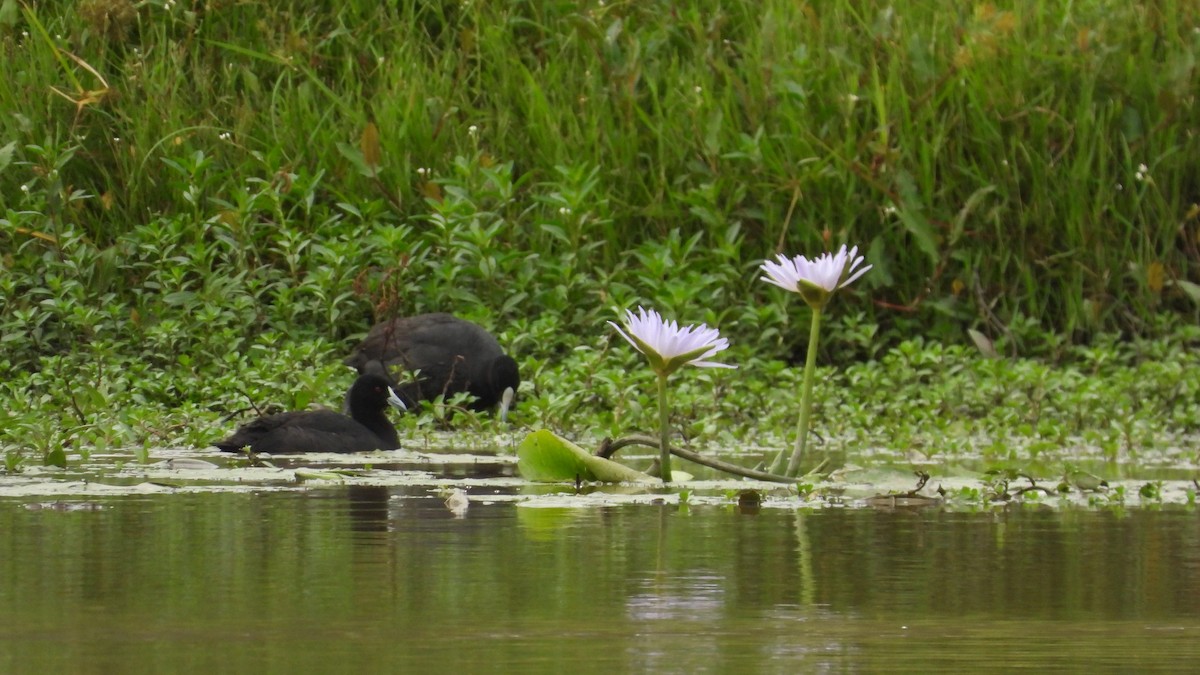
247 424 387 454
214 411 307 452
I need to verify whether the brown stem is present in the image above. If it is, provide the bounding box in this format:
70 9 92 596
597 435 802 484
774 184 802 254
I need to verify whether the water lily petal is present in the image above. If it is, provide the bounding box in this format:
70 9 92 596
759 245 872 307
610 307 734 375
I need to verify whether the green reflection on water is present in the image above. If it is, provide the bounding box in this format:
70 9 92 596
1 491 1197 672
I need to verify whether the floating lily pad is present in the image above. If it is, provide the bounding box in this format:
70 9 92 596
294 469 347 482
516 430 657 483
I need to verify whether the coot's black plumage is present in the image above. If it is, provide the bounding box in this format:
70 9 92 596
214 372 405 454
345 313 519 418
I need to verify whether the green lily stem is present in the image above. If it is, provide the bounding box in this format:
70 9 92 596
656 372 673 482
786 306 823 477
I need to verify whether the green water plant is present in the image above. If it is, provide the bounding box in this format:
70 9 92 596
609 307 735 482
761 246 872 476
516 429 656 483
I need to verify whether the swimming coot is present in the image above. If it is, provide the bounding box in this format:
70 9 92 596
344 313 519 419
214 372 406 454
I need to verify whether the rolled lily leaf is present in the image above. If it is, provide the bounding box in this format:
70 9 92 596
294 469 346 482
517 430 656 483
1065 468 1108 492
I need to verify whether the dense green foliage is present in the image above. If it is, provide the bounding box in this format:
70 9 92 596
1 1 1198 469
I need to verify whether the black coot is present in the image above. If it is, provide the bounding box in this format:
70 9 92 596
345 313 519 419
214 372 406 454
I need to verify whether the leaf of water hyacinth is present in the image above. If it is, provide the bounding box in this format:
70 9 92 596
517 430 656 483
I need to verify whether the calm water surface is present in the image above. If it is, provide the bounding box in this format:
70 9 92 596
1 488 1197 672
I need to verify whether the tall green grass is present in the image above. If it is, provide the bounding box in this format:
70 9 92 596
1 0 1198 369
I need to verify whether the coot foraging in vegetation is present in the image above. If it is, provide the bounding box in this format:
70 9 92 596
345 313 519 420
214 372 406 454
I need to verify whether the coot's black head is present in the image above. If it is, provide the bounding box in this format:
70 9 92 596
346 372 406 419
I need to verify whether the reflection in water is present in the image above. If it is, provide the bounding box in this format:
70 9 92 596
624 573 728 672
346 485 391 532
625 573 726 622
794 511 815 607
0 494 1198 671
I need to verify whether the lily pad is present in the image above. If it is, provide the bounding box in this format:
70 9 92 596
294 469 347 482
516 430 657 483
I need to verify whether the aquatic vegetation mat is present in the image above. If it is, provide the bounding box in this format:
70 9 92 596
1 437 1195 511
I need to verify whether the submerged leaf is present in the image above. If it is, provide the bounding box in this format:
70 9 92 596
153 458 219 470
517 430 656 483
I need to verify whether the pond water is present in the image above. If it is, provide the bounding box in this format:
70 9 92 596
2 479 1198 672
